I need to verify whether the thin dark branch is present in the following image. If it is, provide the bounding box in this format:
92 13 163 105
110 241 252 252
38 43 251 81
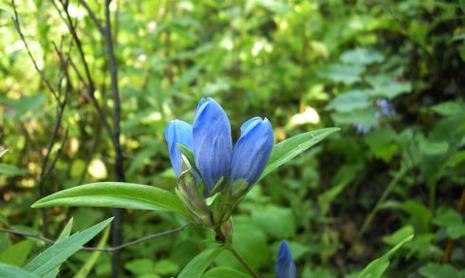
77 0 105 34
11 0 59 102
55 0 97 96
103 1 125 276
0 223 190 252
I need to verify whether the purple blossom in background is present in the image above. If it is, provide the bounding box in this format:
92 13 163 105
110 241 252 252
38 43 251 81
354 123 371 135
376 98 395 117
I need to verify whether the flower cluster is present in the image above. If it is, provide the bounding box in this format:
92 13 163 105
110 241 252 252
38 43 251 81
165 98 274 228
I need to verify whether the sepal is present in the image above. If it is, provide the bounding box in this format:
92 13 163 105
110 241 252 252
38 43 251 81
175 169 212 227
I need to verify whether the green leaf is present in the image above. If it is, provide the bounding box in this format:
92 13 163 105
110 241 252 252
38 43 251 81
203 266 252 278
0 149 7 159
340 48 384 65
433 210 462 227
74 226 110 278
24 218 113 276
325 90 370 112
321 63 365 84
0 263 38 278
432 101 465 116
251 205 295 239
178 246 224 278
44 218 74 278
178 144 201 176
367 76 412 99
31 182 188 217
0 240 34 266
0 163 27 178
260 128 339 179
418 263 465 278
331 108 378 127
358 232 414 278
383 225 414 246
215 217 268 270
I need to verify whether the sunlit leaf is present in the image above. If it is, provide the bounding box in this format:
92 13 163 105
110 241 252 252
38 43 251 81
24 218 113 276
260 128 339 180
32 182 188 217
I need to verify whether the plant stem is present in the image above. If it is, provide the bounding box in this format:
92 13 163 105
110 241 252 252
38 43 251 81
442 187 465 263
227 246 259 278
358 167 407 239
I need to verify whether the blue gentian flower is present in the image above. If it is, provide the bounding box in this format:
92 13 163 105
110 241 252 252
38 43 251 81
193 98 233 192
165 98 274 196
164 120 193 176
231 117 274 185
276 240 297 278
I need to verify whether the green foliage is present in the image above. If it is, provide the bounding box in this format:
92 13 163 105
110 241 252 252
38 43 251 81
32 182 188 216
0 219 112 277
1 0 465 276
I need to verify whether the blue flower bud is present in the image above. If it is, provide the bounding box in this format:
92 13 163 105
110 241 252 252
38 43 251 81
193 98 233 194
276 240 296 278
231 117 274 185
164 120 193 177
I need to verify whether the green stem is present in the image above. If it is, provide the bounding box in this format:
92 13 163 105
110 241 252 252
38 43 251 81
227 246 259 278
358 167 408 239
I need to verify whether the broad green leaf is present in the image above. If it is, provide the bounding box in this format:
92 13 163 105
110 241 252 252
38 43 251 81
0 263 38 278
74 226 110 278
358 232 414 278
178 246 224 278
216 217 268 270
341 48 384 65
24 218 113 276
418 263 465 278
0 240 34 266
325 90 370 112
260 128 339 179
432 101 465 116
32 182 188 217
203 266 251 278
321 63 365 84
251 205 295 239
331 108 378 127
433 210 462 227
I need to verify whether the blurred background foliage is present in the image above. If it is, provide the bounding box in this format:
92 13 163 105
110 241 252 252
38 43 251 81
1 0 465 277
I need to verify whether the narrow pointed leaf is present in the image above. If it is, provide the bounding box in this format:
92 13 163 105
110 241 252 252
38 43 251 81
74 226 110 278
24 218 113 276
0 263 38 278
204 267 252 278
31 182 188 217
260 127 340 180
178 246 224 278
43 218 74 278
358 232 414 278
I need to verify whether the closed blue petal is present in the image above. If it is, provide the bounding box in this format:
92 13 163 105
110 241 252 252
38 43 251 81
164 120 193 176
193 98 233 194
276 241 297 278
240 116 261 135
231 117 274 185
